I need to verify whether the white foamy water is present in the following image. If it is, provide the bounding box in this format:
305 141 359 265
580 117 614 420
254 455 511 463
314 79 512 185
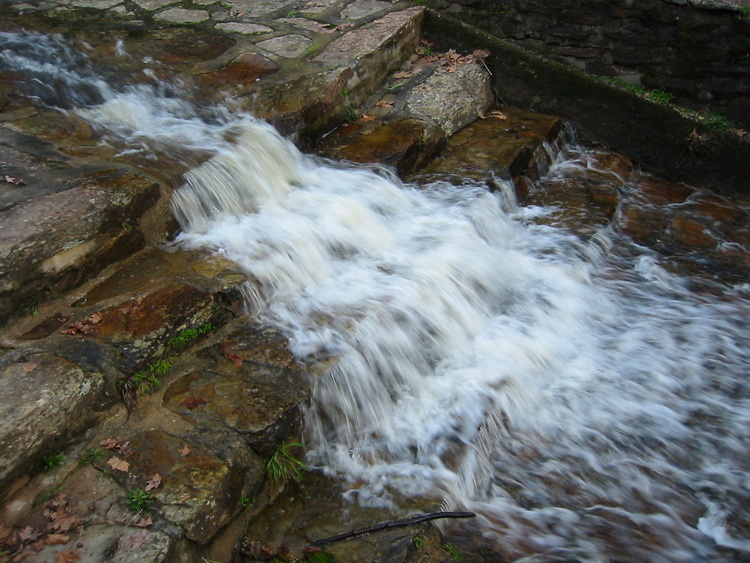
7 31 749 561
171 118 750 562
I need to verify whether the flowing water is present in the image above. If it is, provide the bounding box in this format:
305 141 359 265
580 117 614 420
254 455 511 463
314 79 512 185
4 31 750 562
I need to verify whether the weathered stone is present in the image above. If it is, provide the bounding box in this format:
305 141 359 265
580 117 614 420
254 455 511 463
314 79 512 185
154 8 210 24
314 7 423 62
316 118 446 175
106 429 261 545
250 67 354 139
424 107 564 181
194 52 280 95
27 524 173 563
79 282 223 373
244 471 444 561
132 0 175 9
163 324 309 455
342 0 391 20
228 0 284 17
300 0 339 13
669 212 718 249
633 176 694 205
280 17 334 33
405 63 493 136
0 352 105 489
257 34 313 58
215 22 273 34
125 29 235 65
0 168 159 322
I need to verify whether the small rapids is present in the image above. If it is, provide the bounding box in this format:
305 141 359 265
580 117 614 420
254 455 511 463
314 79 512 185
4 30 750 562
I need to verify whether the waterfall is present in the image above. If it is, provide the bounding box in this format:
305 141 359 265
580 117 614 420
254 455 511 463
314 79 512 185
172 118 750 561
6 29 749 562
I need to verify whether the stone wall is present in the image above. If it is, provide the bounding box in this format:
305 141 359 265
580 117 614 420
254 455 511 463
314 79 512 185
433 0 750 129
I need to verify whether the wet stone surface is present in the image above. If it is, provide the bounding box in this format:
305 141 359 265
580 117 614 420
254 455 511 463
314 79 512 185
163 324 309 456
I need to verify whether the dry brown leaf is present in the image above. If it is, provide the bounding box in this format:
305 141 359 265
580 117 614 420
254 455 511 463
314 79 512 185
21 363 37 372
375 101 394 108
134 516 153 528
178 445 191 457
473 48 491 59
117 442 135 456
357 115 376 122
392 70 415 79
180 396 208 410
99 437 118 450
12 549 31 562
17 527 40 543
45 533 69 545
144 473 162 492
54 550 81 563
225 352 244 367
489 111 508 120
107 457 129 473
88 312 103 324
176 492 192 503
47 509 81 533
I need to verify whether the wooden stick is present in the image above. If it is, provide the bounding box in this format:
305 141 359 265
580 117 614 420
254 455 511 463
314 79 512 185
308 511 476 547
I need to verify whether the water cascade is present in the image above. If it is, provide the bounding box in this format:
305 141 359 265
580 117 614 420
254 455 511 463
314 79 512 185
4 30 750 562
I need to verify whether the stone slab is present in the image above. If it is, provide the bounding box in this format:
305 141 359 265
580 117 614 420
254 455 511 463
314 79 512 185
405 63 493 136
154 7 210 23
314 7 424 62
163 324 309 455
103 429 261 545
0 352 105 489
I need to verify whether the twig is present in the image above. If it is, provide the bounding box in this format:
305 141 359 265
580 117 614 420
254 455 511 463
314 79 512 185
308 511 476 547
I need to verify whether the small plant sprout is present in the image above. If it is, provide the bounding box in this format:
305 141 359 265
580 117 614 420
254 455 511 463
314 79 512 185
240 496 253 507
413 535 423 549
79 448 105 466
442 543 467 562
266 439 307 483
42 453 64 472
126 488 153 512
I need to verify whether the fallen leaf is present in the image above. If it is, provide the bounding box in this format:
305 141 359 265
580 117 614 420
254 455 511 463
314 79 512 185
21 363 37 372
54 550 81 563
117 442 135 456
144 473 162 492
489 111 508 120
99 437 118 450
45 534 69 545
224 352 243 366
357 115 376 122
176 492 192 502
46 508 82 533
107 457 130 473
88 312 102 324
134 516 153 528
375 101 394 108
180 396 208 410
392 70 415 79
0 524 12 543
129 530 149 549
18 527 40 543
178 445 191 457
473 48 491 59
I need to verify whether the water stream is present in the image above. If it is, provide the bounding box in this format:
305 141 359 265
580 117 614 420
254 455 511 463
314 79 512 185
4 31 750 562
